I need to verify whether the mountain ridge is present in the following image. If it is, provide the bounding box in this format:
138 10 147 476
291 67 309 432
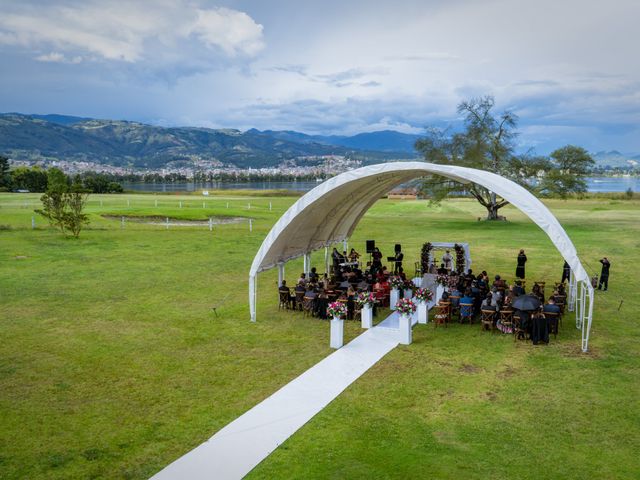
0 113 418 169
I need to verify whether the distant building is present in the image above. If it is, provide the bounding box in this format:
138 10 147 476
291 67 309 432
387 187 419 200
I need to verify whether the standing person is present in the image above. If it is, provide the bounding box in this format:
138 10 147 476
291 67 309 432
371 247 383 275
598 257 611 291
442 250 453 271
516 249 527 279
394 248 404 274
561 260 571 284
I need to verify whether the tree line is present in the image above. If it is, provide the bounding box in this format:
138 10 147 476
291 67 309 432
0 157 124 193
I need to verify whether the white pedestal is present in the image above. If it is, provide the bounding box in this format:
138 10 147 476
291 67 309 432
436 284 445 303
361 305 373 329
404 288 413 300
330 317 344 349
399 314 412 345
417 301 428 324
390 288 399 309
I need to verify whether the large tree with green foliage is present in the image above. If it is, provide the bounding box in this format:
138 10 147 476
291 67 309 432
416 96 595 220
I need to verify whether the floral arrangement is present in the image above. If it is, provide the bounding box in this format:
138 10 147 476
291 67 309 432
454 243 465 274
421 242 433 274
414 288 433 302
395 297 417 315
327 301 347 319
403 280 416 291
389 276 404 289
435 274 449 286
355 291 377 307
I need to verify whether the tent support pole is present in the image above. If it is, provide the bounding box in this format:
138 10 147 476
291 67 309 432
277 263 284 287
249 274 257 322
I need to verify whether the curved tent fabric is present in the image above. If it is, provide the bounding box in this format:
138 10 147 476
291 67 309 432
249 161 594 350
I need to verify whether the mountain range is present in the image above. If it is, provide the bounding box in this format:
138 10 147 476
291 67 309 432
1 113 637 170
0 113 419 169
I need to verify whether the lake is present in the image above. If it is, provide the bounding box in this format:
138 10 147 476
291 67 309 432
121 176 639 193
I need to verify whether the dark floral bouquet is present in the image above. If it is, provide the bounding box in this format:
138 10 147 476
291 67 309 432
421 242 433 273
327 301 347 318
414 288 433 302
355 291 376 307
389 276 404 289
454 243 465 274
395 297 417 315
435 274 448 286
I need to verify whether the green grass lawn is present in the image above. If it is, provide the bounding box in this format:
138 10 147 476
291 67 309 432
0 192 638 479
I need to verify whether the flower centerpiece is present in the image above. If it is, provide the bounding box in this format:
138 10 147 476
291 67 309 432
327 301 347 319
355 291 377 307
389 276 404 290
435 274 449 286
414 288 433 303
395 297 417 316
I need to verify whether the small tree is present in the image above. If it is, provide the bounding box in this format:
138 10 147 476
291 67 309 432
63 180 90 238
35 170 90 237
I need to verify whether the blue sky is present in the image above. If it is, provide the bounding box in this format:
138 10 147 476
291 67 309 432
1 0 639 154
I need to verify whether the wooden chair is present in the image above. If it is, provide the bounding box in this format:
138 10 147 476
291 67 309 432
513 313 528 342
278 290 291 311
449 295 461 320
294 291 305 311
440 301 452 323
499 309 514 334
480 309 496 332
414 261 423 278
433 304 449 328
459 302 474 324
535 281 546 299
302 296 315 317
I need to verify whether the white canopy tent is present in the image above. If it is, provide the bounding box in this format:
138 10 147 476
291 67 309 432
249 162 594 352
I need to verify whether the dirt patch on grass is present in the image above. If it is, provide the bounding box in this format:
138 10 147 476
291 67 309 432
498 365 519 379
485 391 498 401
459 363 481 374
102 214 246 226
556 343 603 359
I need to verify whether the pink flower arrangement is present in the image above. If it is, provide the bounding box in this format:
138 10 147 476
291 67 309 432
414 288 433 302
327 301 347 318
435 274 449 286
395 297 417 315
389 276 404 289
355 291 377 307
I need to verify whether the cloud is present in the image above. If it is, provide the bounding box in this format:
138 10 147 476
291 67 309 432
35 51 83 64
0 1 264 66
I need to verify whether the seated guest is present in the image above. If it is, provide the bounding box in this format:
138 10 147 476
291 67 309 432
493 275 506 289
297 272 307 286
357 278 369 291
532 283 544 301
322 273 330 290
460 289 475 318
513 281 525 296
491 287 503 308
309 267 318 281
543 297 561 315
450 286 462 307
481 293 496 311
465 269 476 282
294 282 305 294
437 263 448 275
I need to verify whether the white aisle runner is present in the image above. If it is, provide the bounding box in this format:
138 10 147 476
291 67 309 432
151 324 400 480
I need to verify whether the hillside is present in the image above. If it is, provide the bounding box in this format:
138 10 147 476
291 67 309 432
0 113 418 169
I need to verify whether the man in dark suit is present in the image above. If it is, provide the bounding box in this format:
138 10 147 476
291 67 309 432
543 297 561 315
513 281 525 296
598 257 611 291
394 250 404 274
